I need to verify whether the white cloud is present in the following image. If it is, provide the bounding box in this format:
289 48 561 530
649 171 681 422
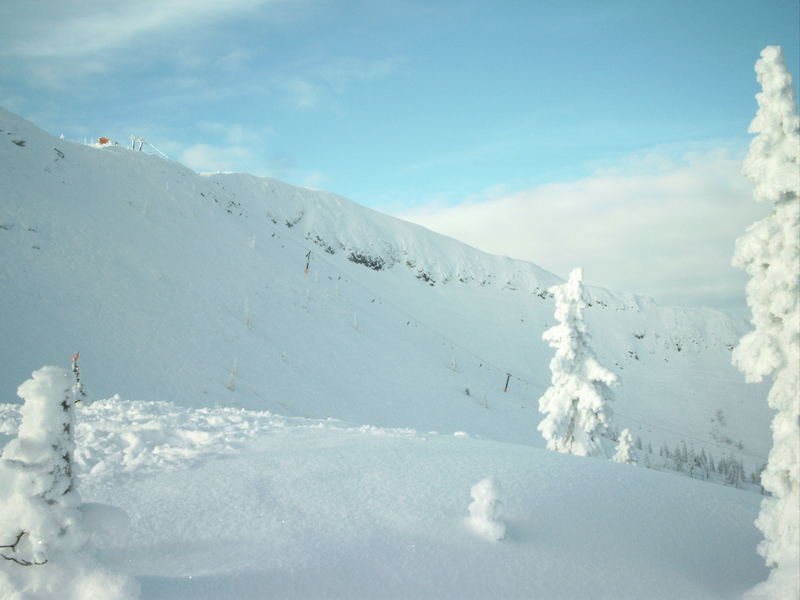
316 56 403 92
1 1 402 110
195 121 268 147
278 78 322 109
3 0 269 59
274 57 404 109
395 150 770 313
302 171 326 189
0 0 275 86
178 128 325 188
180 143 262 174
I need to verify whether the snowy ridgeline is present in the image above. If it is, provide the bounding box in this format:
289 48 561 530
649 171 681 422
0 104 772 490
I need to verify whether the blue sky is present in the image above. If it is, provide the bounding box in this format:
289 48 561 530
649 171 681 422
1 0 798 312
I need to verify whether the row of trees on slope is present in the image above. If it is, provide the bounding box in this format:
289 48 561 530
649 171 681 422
535 45 798 600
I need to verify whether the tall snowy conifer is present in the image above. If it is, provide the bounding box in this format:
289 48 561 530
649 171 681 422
733 46 799 600
538 268 617 456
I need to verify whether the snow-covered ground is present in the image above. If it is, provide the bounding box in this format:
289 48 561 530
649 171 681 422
0 107 775 597
1 397 769 599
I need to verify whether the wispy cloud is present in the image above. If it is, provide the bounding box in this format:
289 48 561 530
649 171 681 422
274 57 404 109
180 143 262 175
3 0 269 59
277 79 322 109
177 121 325 188
195 121 269 147
395 150 769 313
178 121 264 174
0 0 275 86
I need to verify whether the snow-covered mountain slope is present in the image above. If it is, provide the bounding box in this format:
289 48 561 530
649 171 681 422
0 107 770 474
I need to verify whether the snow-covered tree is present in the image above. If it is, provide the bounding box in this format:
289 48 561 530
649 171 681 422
612 428 636 465
538 268 617 457
0 366 83 568
0 366 139 599
468 477 505 541
733 45 800 600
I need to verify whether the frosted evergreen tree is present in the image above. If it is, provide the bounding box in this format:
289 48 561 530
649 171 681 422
538 268 617 456
0 366 82 567
733 46 799 600
467 477 505 541
612 428 636 465
0 367 139 598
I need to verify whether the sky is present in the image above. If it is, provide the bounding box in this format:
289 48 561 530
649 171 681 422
0 0 798 314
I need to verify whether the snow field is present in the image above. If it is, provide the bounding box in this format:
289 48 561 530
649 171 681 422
1 391 767 598
77 417 767 600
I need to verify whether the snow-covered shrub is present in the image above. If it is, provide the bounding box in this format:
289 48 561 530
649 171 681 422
0 366 82 567
347 251 385 271
0 366 139 599
612 428 636 465
538 268 617 457
468 477 505 541
733 46 800 600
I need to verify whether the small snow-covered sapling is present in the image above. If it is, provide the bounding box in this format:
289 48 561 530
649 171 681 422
468 477 506 541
